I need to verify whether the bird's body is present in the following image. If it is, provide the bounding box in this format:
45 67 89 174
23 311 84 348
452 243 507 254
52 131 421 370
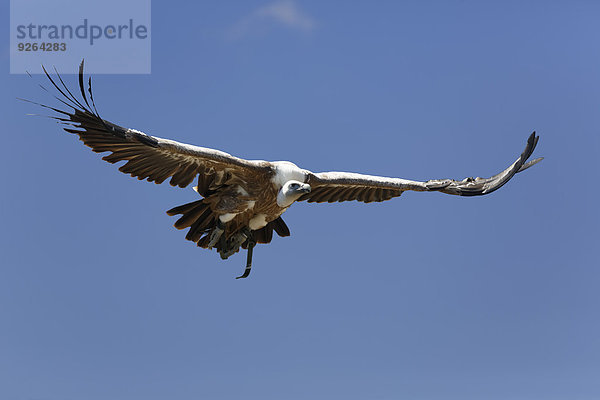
167 161 308 264
27 61 543 278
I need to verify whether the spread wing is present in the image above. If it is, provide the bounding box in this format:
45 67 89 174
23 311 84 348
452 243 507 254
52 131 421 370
26 60 271 188
299 132 542 203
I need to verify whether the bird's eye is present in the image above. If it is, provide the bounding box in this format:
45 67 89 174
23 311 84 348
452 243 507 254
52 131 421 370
290 183 299 189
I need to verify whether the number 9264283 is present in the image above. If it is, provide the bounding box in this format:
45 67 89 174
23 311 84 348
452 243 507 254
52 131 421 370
18 42 67 51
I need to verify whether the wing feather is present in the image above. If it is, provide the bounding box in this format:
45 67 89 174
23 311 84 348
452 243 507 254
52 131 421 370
35 60 271 188
31 61 541 206
299 132 542 203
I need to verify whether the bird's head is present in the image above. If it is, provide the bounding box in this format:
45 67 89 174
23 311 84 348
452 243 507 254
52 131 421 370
277 180 311 207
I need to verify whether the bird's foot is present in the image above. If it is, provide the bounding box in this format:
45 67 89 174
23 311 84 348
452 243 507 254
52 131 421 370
207 219 225 248
219 230 249 259
236 233 256 279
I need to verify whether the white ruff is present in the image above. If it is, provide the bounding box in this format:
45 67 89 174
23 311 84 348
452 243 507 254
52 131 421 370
219 213 237 222
249 214 269 230
270 161 308 188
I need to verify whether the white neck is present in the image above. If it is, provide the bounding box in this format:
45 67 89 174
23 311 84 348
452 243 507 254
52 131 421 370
277 191 295 208
271 161 307 188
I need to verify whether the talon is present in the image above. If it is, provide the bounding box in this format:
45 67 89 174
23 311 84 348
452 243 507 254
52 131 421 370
219 231 248 259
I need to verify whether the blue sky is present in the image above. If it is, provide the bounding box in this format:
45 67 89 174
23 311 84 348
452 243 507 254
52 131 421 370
1 1 599 399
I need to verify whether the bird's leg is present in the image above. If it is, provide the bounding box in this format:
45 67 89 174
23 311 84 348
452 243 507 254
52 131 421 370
220 230 249 259
236 232 256 279
207 219 225 248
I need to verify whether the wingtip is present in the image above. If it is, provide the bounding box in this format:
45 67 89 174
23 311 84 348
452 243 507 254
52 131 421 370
527 131 539 142
528 131 538 143
517 157 543 173
522 131 540 160
528 156 544 166
78 59 86 80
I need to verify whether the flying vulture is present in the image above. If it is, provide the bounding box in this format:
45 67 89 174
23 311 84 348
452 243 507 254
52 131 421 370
26 61 543 278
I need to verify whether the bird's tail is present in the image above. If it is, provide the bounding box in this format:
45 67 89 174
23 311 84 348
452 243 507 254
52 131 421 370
166 200 217 245
166 200 292 257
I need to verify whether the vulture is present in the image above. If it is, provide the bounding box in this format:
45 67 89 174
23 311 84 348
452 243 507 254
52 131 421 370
25 61 543 278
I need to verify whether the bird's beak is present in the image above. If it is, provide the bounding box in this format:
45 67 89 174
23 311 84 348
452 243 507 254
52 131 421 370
300 184 311 193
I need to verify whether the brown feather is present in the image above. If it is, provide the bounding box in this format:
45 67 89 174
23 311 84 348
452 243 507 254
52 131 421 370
166 200 204 216
272 216 290 237
174 203 209 230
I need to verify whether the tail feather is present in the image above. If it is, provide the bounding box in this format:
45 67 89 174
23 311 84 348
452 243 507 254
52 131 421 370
167 201 292 253
167 200 217 245
185 208 215 242
246 216 289 247
254 224 273 244
272 217 290 237
173 202 209 230
166 200 204 216
197 233 212 248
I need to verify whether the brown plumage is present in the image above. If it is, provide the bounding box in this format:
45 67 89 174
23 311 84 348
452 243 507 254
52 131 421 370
166 171 290 258
25 60 542 278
